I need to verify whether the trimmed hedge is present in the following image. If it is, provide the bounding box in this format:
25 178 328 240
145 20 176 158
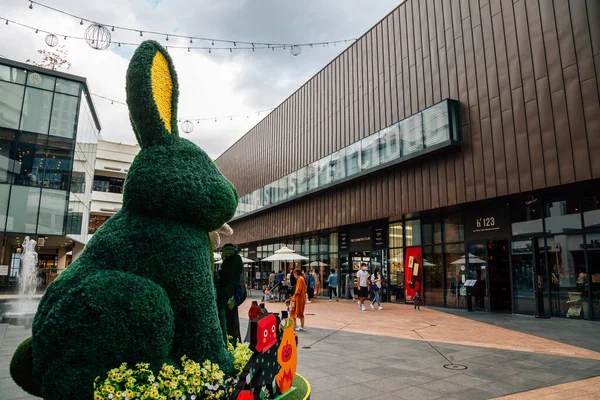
11 40 239 400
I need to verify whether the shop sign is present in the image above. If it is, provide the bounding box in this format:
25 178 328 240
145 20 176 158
404 247 423 302
465 207 511 241
348 225 372 252
339 231 349 252
372 224 389 250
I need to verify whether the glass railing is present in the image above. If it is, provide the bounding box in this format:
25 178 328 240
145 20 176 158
232 99 461 219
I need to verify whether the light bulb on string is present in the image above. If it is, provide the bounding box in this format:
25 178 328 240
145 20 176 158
80 19 83 25
139 31 143 37
187 47 190 52
111 26 115 31
64 36 67 40
208 48 211 54
29 2 33 9
189 38 193 43
35 29 38 33
230 48 232 53
118 42 121 47
211 40 214 45
5 20 8 25
166 35 169 41
233 42 236 46
272 47 274 51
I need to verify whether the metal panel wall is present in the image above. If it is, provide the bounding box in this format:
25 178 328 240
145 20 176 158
214 0 600 245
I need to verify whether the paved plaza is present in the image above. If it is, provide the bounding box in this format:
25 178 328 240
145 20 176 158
1 296 600 399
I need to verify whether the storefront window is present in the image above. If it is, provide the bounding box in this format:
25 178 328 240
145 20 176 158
0 81 25 130
27 72 55 91
379 123 400 164
511 240 536 315
583 196 600 229
545 199 581 234
20 87 53 134
55 79 81 96
405 219 421 246
329 232 338 253
345 142 361 177
319 235 329 254
0 183 9 228
331 148 346 181
547 234 587 318
422 220 442 245
445 244 466 309
422 101 450 148
0 65 27 84
444 216 464 243
400 114 423 156
360 133 380 171
318 155 331 186
585 233 600 320
389 247 404 302
309 236 318 255
423 245 444 306
511 198 544 236
389 222 403 248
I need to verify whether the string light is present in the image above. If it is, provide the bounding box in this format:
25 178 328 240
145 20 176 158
23 0 357 51
89 93 274 122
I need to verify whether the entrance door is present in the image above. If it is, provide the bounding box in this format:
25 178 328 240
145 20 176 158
511 238 548 316
488 241 511 312
467 240 511 312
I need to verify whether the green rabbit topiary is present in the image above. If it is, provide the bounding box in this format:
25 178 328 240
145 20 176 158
10 40 239 400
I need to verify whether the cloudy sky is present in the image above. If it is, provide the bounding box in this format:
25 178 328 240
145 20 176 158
0 0 401 158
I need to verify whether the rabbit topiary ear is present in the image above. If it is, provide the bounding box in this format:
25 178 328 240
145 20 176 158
126 40 179 147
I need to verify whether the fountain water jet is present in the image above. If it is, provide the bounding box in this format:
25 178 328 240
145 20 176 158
2 236 40 327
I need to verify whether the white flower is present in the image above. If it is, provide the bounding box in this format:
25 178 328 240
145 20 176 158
108 395 113 399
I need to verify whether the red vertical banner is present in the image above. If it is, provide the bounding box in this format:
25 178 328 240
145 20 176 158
404 247 422 303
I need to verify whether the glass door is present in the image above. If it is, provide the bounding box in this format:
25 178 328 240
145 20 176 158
467 242 489 311
511 238 548 316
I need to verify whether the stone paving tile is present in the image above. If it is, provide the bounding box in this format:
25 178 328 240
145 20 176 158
362 377 413 393
327 383 385 399
391 385 444 400
450 387 498 400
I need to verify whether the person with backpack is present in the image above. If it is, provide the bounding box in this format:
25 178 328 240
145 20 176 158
369 268 384 310
328 269 339 301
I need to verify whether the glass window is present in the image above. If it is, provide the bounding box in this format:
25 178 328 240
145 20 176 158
55 79 81 96
0 81 25 130
0 183 9 228
319 235 329 254
423 245 444 306
36 188 67 235
278 176 288 201
543 199 582 233
88 215 109 234
50 93 79 138
251 188 262 210
389 222 403 248
444 216 465 243
445 243 466 309
331 148 346 182
405 220 421 246
41 136 74 190
345 142 361 177
422 220 442 245
0 65 27 84
70 171 86 193
329 232 338 253
262 186 271 206
318 155 332 186
511 239 541 315
5 186 40 233
301 237 310 255
389 248 404 302
20 87 53 134
379 123 400 164
422 102 450 148
26 72 55 91
400 114 423 156
546 234 586 318
583 195 600 228
511 198 544 235
360 133 380 171
307 161 318 190
586 233 600 320
4 132 48 187
286 171 297 199
296 166 308 194
265 182 278 204
309 237 318 255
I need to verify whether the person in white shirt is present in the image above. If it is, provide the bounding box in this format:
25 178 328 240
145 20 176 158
356 263 370 311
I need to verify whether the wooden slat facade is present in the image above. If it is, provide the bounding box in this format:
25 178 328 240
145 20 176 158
215 0 600 245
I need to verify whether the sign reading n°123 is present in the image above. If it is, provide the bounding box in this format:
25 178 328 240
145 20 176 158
465 207 511 241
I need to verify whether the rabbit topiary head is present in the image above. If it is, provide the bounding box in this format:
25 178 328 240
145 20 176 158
123 41 238 231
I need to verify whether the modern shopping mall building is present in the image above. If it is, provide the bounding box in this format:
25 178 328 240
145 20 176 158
216 0 600 320
0 58 100 289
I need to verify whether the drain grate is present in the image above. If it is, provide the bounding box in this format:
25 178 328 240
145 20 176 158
443 364 468 370
301 346 312 349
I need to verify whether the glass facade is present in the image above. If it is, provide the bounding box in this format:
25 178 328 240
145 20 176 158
233 99 461 219
0 61 99 244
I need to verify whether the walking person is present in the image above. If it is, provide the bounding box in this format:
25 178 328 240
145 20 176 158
328 269 339 301
290 268 307 331
313 268 321 298
356 263 369 311
413 291 422 312
345 271 355 301
307 269 315 303
369 268 384 310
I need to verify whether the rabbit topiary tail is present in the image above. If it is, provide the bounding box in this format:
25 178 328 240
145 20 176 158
10 337 42 397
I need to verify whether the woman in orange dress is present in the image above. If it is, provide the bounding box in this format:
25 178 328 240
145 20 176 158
290 268 307 331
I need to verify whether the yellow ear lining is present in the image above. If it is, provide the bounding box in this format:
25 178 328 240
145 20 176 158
150 51 173 133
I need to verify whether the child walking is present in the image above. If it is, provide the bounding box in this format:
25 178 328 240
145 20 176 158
413 291 422 311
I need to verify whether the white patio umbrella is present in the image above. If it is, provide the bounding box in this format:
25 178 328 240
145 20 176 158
303 261 329 267
262 246 309 261
450 253 486 265
215 256 256 265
